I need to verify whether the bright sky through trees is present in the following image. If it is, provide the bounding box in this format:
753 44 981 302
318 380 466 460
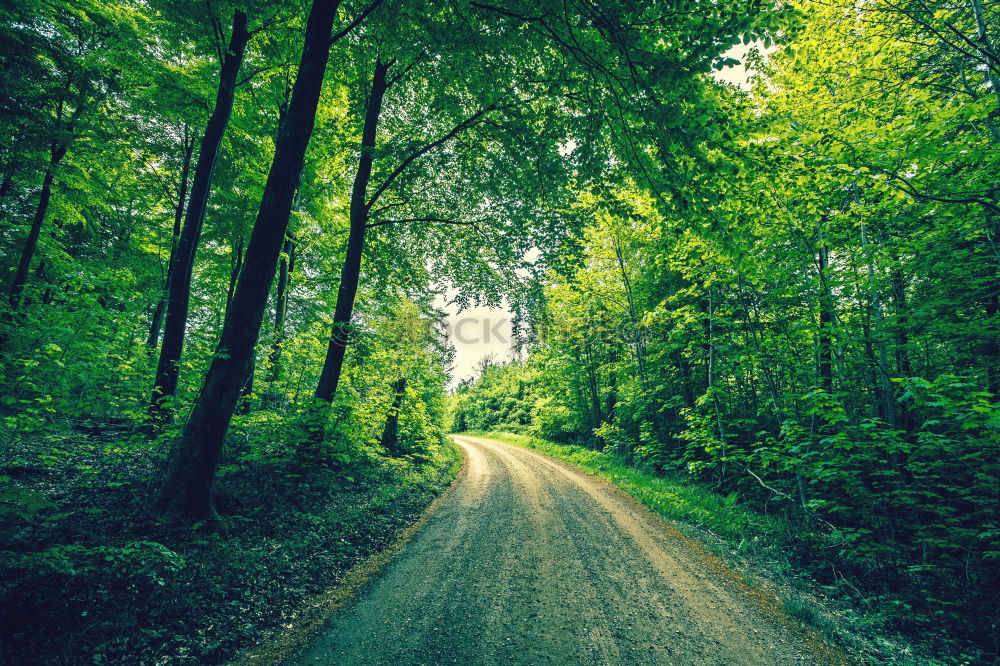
442 45 764 388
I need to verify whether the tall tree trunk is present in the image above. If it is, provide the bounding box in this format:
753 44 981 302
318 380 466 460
148 132 195 349
304 59 392 442
8 143 67 307
224 234 245 322
380 377 407 455
817 241 834 393
146 292 168 350
267 233 296 383
155 0 343 521
7 86 89 309
227 234 253 416
572 348 592 428
612 238 658 434
861 222 896 425
583 339 602 431
149 10 250 422
232 101 300 413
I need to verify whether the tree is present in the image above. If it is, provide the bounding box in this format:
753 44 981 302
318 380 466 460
154 0 362 520
149 9 251 422
2 0 143 309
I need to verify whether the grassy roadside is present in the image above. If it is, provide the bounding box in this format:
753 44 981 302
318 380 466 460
1 425 461 665
458 431 965 665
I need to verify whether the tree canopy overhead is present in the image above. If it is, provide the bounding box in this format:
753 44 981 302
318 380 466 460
1 0 997 662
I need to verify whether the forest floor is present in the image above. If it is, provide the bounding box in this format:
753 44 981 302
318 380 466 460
279 435 848 665
0 421 461 665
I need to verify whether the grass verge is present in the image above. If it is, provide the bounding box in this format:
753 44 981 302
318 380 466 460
459 431 783 556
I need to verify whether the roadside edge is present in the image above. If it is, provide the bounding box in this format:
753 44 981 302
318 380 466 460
229 441 468 666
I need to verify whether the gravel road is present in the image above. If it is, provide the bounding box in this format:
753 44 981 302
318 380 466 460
288 435 845 665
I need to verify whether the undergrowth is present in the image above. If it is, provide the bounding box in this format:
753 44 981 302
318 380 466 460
1 420 460 665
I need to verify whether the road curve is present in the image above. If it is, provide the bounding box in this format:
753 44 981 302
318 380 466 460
289 436 843 665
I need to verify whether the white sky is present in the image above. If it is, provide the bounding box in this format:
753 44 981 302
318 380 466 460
440 300 515 389
713 41 762 90
439 44 763 389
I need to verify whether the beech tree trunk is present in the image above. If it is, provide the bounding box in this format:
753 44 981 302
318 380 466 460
227 234 252 416
7 85 90 310
8 144 66 307
817 242 834 393
612 239 658 434
380 377 407 455
146 292 168 350
155 0 343 520
304 59 392 442
147 133 194 349
149 10 250 422
267 234 296 383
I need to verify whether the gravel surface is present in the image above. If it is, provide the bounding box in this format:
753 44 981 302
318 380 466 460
288 436 846 665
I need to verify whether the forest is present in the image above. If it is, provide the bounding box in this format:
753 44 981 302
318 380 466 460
0 0 997 663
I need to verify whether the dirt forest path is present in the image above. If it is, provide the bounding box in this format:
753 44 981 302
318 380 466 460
288 436 846 665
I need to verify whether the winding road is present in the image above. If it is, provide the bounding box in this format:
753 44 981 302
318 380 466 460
288 435 844 665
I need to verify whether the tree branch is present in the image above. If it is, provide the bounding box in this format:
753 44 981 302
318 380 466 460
387 51 426 88
885 171 1000 213
365 216 477 229
237 63 292 87
364 100 500 210
330 0 386 45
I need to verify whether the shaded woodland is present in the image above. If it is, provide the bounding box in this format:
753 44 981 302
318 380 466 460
0 0 997 662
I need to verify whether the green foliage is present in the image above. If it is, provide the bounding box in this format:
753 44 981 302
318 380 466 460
15 540 186 584
1 0 996 660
